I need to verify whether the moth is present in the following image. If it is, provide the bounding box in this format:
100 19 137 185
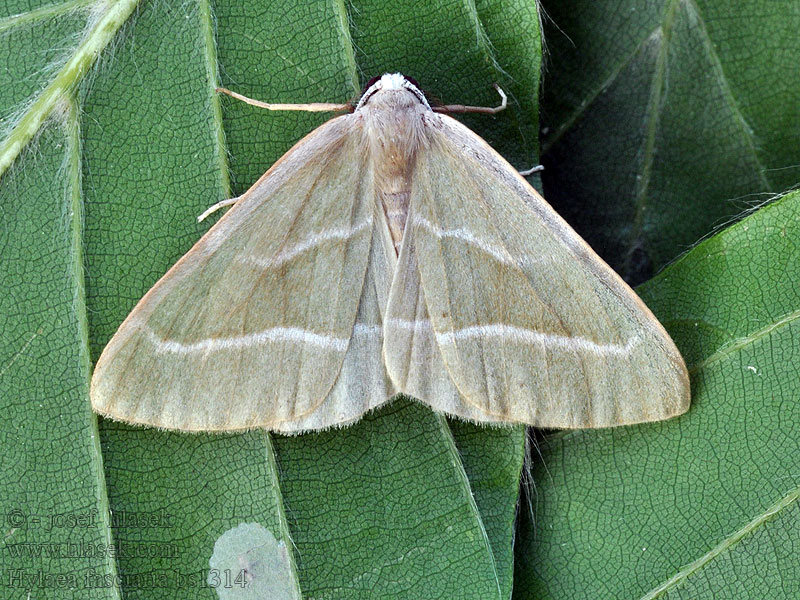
90 73 690 433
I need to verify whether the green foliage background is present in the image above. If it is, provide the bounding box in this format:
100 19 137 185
0 1 797 598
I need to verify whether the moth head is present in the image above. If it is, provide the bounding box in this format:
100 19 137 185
355 73 432 113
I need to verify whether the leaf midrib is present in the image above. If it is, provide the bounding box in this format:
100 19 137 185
638 484 800 599
67 90 123 600
0 0 93 33
687 307 800 375
0 0 141 177
548 304 800 449
541 0 772 281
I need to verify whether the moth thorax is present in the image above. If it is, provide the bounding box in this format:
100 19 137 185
365 100 425 255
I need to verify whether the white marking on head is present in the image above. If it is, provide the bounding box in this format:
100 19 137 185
380 73 407 90
356 73 431 111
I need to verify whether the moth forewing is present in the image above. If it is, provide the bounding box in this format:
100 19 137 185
396 114 690 427
275 219 397 433
383 238 466 413
90 73 690 433
91 116 382 432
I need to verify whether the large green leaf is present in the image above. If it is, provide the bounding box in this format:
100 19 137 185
0 102 119 600
539 0 800 283
1 1 539 598
514 191 800 599
5 1 798 598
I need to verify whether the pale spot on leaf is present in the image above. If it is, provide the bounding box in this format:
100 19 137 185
208 523 299 600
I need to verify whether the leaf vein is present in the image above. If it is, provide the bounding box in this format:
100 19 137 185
331 0 360 96
683 0 771 190
689 307 800 374
639 485 800 599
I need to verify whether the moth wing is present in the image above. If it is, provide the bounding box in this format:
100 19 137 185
390 115 690 428
383 234 496 422
91 115 380 432
275 214 397 432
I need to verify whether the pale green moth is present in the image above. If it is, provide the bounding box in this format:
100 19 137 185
90 73 691 433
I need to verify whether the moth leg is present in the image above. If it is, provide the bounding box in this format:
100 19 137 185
433 83 507 115
197 196 240 222
216 87 352 113
519 164 544 176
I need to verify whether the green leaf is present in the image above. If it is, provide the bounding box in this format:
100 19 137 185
11 1 796 598
538 0 800 282
514 191 800 599
1 1 539 598
0 100 119 600
274 401 507 599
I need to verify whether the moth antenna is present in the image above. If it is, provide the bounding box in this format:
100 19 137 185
433 83 507 115
216 87 353 113
519 164 544 176
197 196 240 222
